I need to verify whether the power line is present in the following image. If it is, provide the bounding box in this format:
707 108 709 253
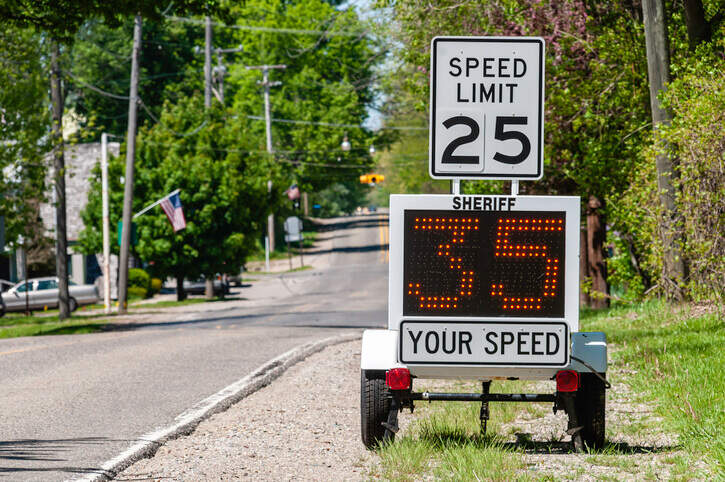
165 15 368 38
245 114 426 131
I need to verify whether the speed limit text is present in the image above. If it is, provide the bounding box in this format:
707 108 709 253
449 56 528 104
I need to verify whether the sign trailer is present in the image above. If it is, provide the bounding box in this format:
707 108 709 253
360 36 608 453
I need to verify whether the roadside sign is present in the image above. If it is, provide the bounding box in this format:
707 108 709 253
429 37 545 180
285 233 303 243
388 194 579 367
284 216 303 235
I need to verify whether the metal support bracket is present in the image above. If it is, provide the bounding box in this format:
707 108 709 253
480 381 491 434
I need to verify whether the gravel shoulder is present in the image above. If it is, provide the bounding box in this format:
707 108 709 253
116 340 701 481
116 339 372 481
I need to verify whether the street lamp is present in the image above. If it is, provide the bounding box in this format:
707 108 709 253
341 133 351 152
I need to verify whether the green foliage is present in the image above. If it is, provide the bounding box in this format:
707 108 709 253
80 96 271 281
0 0 217 41
128 268 151 292
150 278 162 294
225 0 381 192
311 181 368 217
0 26 49 250
127 285 148 300
585 302 725 475
67 18 204 136
661 46 725 301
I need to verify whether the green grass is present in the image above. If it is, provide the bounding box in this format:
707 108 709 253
0 314 108 338
374 300 723 479
584 300 724 476
373 380 534 480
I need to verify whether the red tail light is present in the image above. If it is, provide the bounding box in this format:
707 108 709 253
385 368 411 390
556 370 579 392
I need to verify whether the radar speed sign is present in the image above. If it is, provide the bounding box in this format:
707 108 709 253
429 37 545 180
388 195 580 367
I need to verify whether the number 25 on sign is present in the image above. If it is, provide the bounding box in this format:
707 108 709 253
429 37 545 180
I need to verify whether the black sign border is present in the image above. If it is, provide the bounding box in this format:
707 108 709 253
399 320 569 366
430 37 544 179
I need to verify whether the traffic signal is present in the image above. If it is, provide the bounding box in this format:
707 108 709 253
360 174 385 184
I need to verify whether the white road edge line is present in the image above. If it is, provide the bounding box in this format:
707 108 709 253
71 333 362 482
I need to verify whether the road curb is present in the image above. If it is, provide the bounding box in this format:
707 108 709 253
72 333 362 482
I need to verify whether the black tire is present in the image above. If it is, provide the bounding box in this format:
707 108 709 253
575 373 606 449
0 302 5 318
361 370 393 449
69 297 78 312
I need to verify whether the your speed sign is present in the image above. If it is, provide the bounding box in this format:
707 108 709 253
430 37 545 180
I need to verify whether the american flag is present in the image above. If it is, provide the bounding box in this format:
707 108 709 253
160 191 187 232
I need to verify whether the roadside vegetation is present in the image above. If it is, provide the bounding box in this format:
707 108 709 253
373 301 723 480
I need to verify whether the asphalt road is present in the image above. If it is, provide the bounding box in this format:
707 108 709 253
0 213 389 481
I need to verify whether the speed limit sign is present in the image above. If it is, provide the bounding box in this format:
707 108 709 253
429 37 545 180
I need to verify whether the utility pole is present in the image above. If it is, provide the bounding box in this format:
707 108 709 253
212 46 243 104
642 0 686 299
101 133 111 314
118 15 142 314
246 64 286 252
204 16 212 109
50 40 70 319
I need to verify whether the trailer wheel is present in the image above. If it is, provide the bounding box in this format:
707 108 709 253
576 373 606 449
361 370 393 449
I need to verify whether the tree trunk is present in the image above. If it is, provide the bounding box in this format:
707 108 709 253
682 0 711 48
50 40 70 320
205 278 214 299
586 196 608 309
118 15 142 314
176 274 186 301
642 0 687 300
579 225 591 308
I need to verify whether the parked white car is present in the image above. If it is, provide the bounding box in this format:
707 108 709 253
0 277 99 316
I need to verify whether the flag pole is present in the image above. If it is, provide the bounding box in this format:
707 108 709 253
133 189 181 220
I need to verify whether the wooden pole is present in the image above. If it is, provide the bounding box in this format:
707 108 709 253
118 15 142 314
642 0 687 299
50 40 70 319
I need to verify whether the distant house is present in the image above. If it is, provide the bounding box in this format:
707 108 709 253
37 141 120 286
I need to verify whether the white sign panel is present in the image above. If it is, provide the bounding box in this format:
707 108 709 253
400 321 568 366
388 194 579 367
284 216 303 235
430 37 545 180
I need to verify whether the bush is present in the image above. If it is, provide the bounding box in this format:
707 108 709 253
127 285 147 300
150 278 162 295
128 268 151 292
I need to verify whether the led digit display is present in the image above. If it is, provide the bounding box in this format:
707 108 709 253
403 210 566 317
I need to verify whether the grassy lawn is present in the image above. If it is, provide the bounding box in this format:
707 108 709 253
373 300 723 480
586 300 724 475
0 313 108 338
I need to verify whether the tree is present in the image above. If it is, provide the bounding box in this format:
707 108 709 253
380 0 652 307
224 0 382 194
80 97 271 300
0 0 218 318
0 26 50 273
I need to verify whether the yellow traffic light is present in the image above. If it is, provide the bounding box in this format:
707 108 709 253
360 173 384 184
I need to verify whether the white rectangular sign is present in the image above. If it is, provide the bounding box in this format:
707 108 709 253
388 195 580 358
400 321 568 366
429 37 545 180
